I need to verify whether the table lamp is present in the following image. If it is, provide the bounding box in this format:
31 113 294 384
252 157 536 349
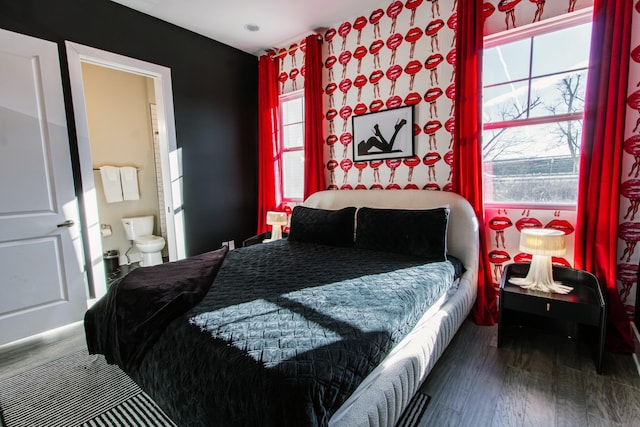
264 211 288 242
508 228 573 294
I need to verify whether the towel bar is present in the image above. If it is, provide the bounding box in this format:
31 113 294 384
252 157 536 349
93 166 142 171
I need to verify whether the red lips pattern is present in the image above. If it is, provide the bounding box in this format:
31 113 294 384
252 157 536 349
621 0 640 313
311 1 457 195
483 0 597 33
489 216 513 231
273 0 638 316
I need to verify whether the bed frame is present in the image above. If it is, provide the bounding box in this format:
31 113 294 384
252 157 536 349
303 190 479 427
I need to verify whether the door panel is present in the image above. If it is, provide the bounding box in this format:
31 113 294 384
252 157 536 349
0 29 87 346
0 238 67 313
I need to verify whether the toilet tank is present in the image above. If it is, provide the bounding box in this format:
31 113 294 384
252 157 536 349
121 215 154 240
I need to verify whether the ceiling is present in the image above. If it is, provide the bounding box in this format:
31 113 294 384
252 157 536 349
110 0 392 56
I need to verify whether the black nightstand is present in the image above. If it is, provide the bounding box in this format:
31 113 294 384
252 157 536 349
498 263 606 374
242 231 289 247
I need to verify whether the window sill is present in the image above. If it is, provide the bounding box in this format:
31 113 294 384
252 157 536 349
484 202 577 212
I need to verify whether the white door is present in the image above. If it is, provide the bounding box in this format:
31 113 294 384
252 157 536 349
0 29 87 346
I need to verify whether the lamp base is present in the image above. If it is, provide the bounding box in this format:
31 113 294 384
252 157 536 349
508 255 573 294
263 226 283 243
508 276 573 294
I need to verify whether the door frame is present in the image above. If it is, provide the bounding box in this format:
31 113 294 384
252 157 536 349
65 41 184 300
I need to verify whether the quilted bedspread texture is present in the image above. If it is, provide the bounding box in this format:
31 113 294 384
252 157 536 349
129 240 458 427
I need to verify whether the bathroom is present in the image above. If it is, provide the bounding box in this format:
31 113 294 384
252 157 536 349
82 62 168 284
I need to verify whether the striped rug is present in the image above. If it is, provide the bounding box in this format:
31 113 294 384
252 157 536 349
395 392 431 427
0 350 175 427
0 349 429 427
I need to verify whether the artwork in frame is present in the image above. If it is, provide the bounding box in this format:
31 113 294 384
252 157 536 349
352 105 415 162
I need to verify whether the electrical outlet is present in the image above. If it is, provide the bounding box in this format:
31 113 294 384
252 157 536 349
222 240 235 250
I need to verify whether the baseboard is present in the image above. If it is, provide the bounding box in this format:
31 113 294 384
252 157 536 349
632 322 640 377
0 321 83 352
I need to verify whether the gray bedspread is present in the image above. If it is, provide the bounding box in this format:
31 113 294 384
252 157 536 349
124 240 460 427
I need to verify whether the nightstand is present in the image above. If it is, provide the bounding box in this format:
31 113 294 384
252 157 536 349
498 263 606 374
242 232 289 247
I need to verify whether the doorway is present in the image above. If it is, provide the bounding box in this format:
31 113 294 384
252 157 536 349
82 63 164 278
65 42 185 301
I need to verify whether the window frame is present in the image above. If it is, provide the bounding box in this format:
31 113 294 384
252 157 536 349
482 7 593 211
278 89 305 204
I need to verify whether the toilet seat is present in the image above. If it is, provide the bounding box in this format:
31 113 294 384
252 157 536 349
135 235 164 246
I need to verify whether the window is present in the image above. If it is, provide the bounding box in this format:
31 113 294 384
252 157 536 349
279 91 305 202
482 11 592 206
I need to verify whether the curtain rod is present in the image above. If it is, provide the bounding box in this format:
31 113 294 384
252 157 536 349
269 34 323 59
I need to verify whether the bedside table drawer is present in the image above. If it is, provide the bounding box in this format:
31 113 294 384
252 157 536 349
503 293 601 326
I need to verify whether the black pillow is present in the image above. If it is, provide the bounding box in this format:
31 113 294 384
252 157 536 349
288 206 357 247
355 207 449 261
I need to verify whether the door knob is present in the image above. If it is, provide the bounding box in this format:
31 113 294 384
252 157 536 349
57 219 75 228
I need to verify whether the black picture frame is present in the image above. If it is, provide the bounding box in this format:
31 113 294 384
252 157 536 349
352 105 415 162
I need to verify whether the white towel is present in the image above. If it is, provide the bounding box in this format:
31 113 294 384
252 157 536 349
99 166 123 203
120 166 140 200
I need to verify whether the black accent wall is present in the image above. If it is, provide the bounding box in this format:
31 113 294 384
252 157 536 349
0 0 258 257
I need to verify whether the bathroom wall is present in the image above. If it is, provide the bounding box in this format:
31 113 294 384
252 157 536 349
81 62 161 263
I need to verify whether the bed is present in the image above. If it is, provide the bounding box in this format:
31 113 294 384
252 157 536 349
85 189 479 427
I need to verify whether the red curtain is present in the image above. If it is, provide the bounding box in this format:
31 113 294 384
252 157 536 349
452 1 498 325
575 0 634 352
303 35 325 199
257 53 281 234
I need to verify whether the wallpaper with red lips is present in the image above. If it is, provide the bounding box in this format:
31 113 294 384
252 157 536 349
483 0 593 34
621 0 640 318
275 0 638 319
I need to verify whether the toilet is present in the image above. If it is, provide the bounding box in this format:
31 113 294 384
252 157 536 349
121 215 165 267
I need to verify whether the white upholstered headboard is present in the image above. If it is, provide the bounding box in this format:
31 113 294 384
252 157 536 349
303 189 479 272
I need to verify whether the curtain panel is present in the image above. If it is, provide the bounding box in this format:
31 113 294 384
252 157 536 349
575 0 634 352
303 34 326 199
257 53 281 234
453 0 498 325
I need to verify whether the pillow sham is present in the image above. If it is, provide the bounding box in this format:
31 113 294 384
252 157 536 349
288 205 357 247
355 207 449 261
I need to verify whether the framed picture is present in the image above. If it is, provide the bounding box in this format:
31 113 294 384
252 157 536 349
352 105 414 162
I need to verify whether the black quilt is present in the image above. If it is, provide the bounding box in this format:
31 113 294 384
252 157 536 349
85 247 228 371
102 240 459 427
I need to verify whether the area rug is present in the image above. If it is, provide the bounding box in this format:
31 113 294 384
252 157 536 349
395 391 431 427
0 349 430 427
0 350 175 427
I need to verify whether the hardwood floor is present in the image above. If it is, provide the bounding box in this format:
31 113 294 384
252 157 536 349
419 320 640 427
1 319 638 427
0 322 86 382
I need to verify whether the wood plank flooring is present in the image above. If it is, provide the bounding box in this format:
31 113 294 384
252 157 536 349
419 320 640 427
0 322 86 382
1 320 638 426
